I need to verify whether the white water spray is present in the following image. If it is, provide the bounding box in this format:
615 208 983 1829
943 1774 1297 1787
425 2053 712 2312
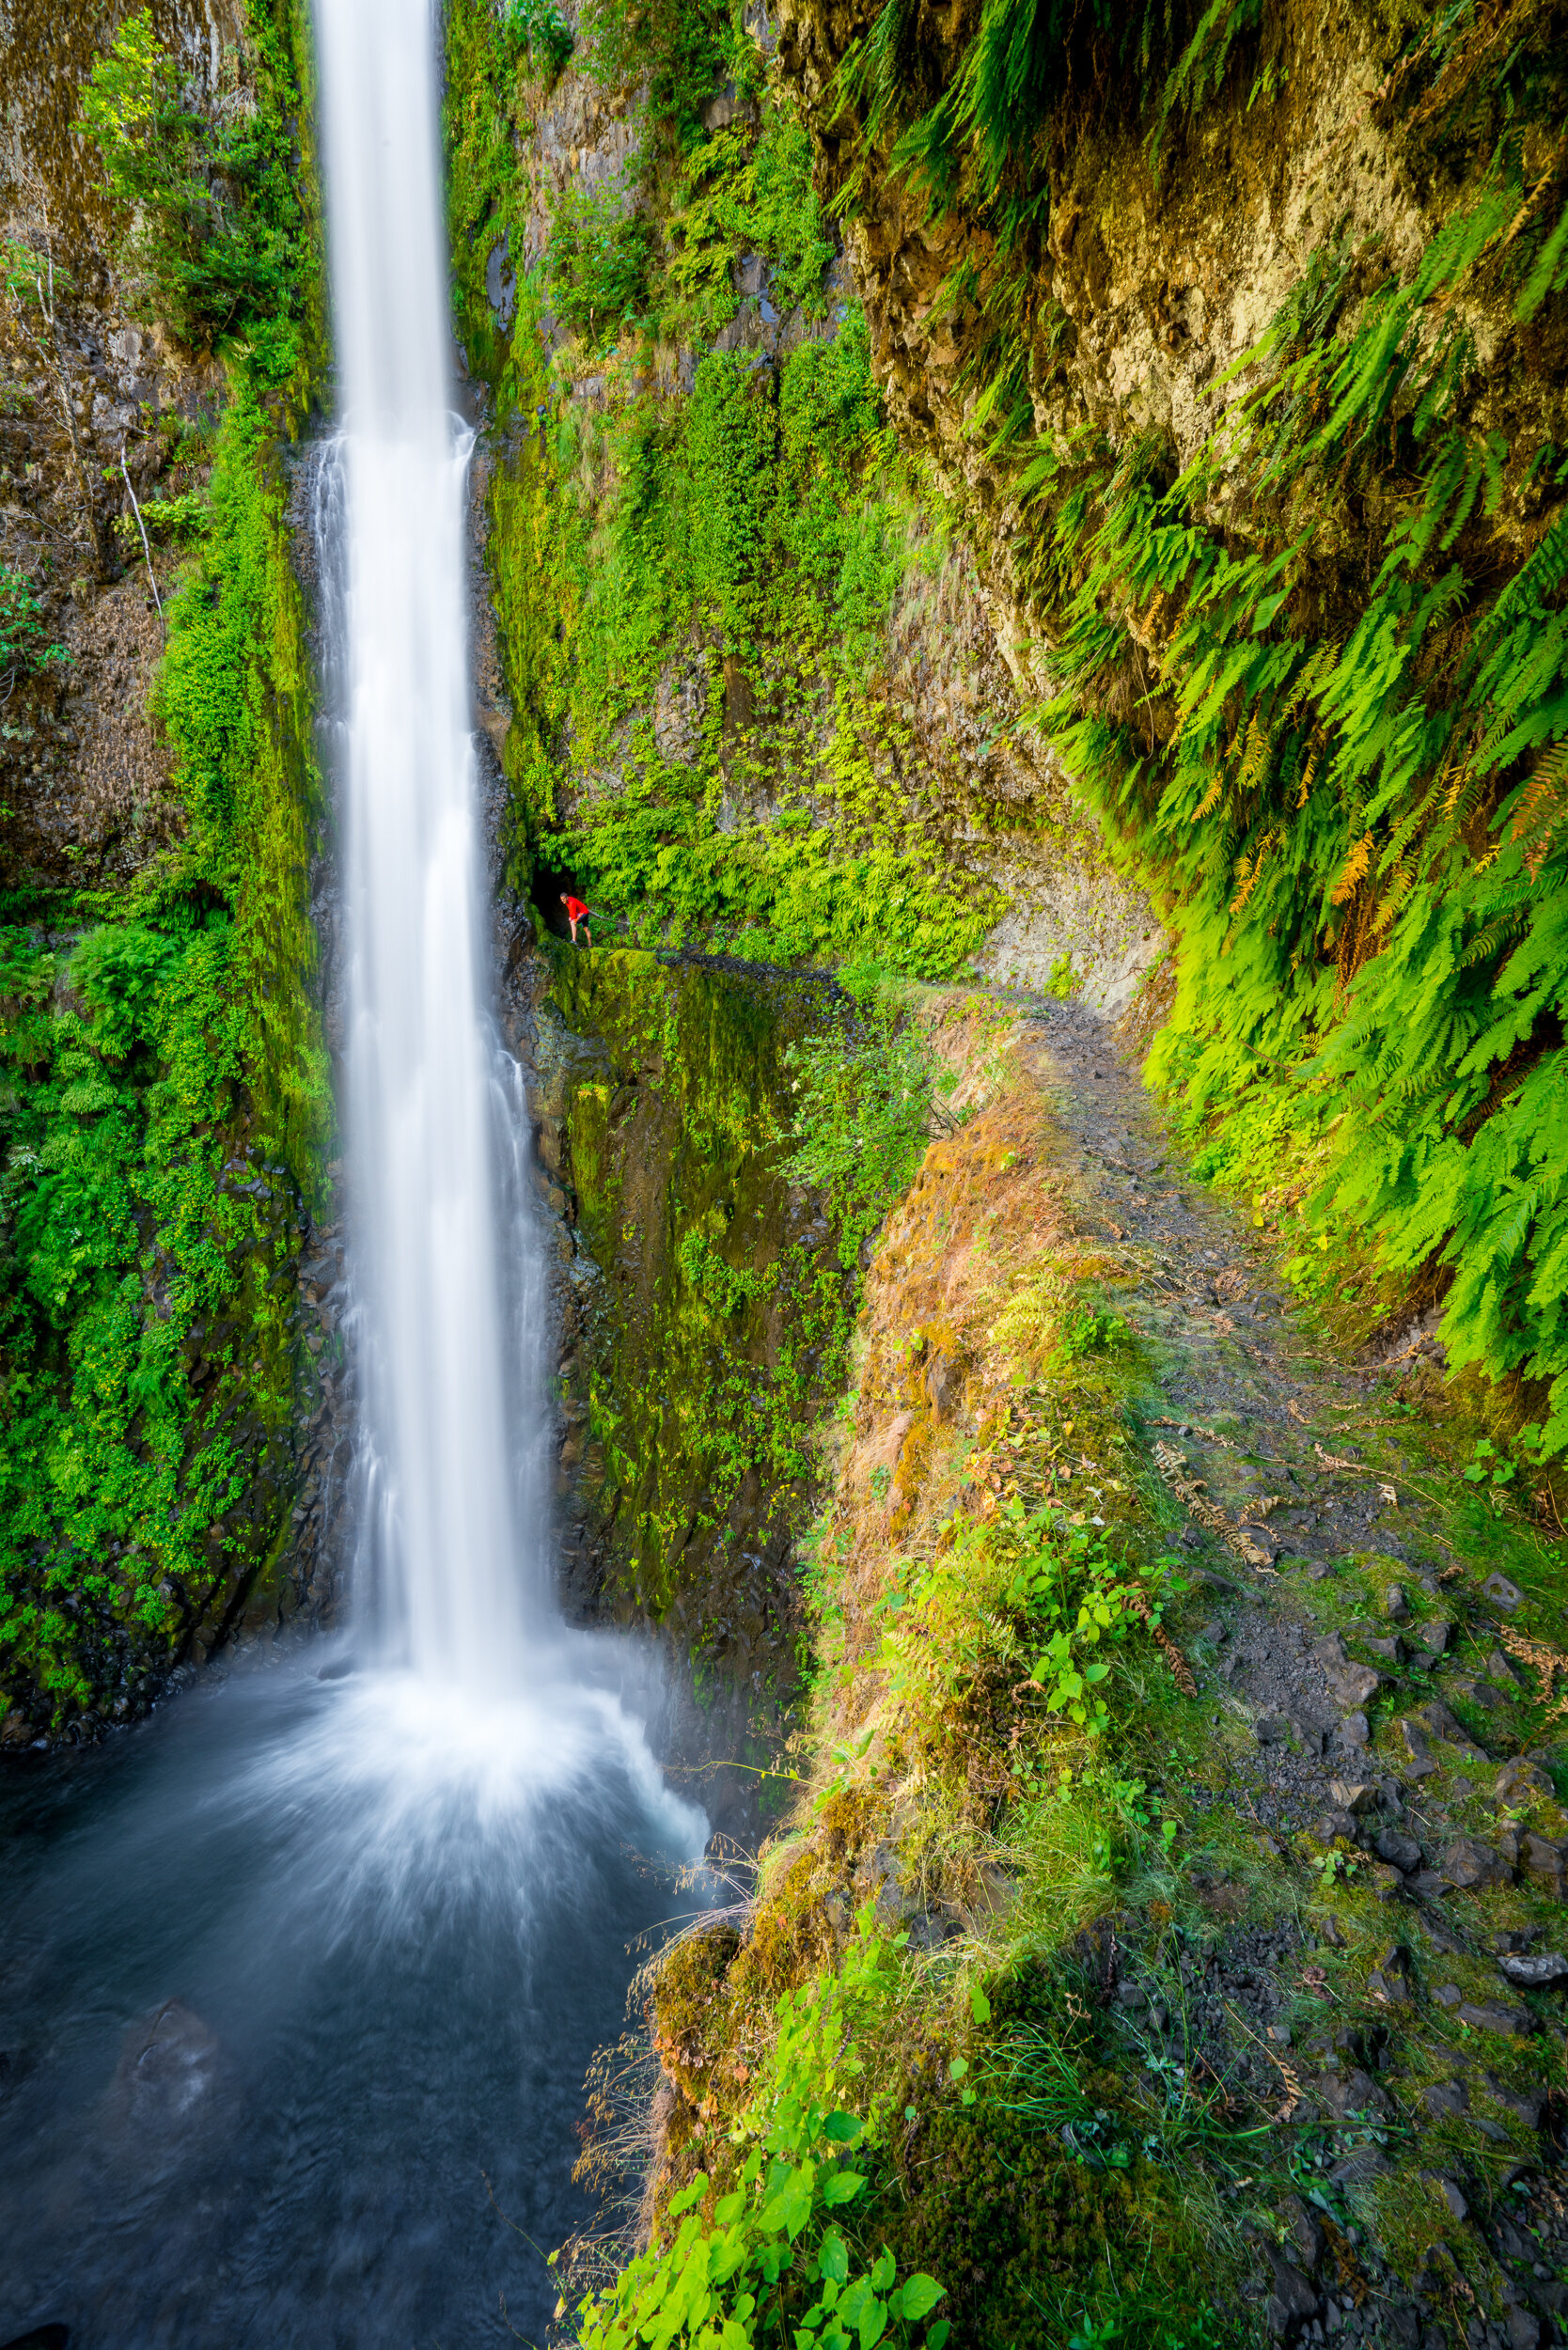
315 0 536 1689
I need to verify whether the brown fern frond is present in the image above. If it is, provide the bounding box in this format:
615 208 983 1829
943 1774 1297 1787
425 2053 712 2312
1295 728 1325 808
1236 713 1273 798
1512 740 1568 880
1331 830 1375 906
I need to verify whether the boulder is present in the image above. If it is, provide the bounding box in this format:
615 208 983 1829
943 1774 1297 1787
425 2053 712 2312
1421 2078 1469 2118
1419 1701 1489 1763
1438 1837 1513 1890
1326 1661 1385 1710
1455 1998 1534 2035
1484 2072 1545 2127
1447 1672 1507 1712
1497 1950 1568 1989
1522 1832 1568 1897
1374 1828 1422 1873
1496 1757 1554 1805
1316 2068 1391 2122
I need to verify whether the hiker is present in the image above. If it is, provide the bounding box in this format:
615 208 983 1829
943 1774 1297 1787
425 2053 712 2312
560 891 591 947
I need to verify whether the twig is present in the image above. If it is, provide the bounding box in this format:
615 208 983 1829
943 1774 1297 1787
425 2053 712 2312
120 446 165 634
1148 1415 1238 1451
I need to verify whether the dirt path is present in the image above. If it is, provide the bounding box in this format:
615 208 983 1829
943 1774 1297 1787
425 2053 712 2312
1009 992 1568 2350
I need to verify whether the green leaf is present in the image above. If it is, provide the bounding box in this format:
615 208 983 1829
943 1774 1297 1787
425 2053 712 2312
968 1984 991 2024
822 2171 866 2207
666 2171 710 2217
895 2276 947 2322
818 2232 850 2287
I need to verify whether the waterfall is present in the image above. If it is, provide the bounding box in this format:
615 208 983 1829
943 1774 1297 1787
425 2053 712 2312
0 9 713 2333
314 0 536 1687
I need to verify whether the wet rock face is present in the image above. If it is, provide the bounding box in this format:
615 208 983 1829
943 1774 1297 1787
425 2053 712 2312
508 944 841 1672
768 0 1446 876
0 0 238 894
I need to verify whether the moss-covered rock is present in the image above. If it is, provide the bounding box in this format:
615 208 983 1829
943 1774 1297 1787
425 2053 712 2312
535 943 849 1666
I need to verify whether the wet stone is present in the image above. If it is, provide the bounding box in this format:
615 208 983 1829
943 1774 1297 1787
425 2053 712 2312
1497 1950 1568 1989
1421 2079 1470 2118
1441 1838 1513 1891
1374 1828 1422 1872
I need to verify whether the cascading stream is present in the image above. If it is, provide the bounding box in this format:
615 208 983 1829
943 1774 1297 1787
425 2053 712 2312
315 0 532 1686
0 8 706 2342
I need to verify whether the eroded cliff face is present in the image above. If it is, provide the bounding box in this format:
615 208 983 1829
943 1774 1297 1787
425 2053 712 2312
773 0 1462 624
448 0 1161 1015
0 1 337 1742
770 0 1568 1461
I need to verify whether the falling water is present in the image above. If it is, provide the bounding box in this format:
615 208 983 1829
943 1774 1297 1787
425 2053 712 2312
315 0 533 1685
0 6 708 2339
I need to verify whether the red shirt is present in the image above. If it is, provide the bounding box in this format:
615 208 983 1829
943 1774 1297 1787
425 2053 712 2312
564 897 588 922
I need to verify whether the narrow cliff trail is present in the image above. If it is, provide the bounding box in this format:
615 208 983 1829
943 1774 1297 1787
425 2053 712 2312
1021 988 1560 1851
983 990 1568 2342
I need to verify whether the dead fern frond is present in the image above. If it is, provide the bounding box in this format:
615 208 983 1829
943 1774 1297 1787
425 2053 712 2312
1331 830 1375 906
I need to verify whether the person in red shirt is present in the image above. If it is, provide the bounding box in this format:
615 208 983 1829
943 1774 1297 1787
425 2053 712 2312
560 891 591 946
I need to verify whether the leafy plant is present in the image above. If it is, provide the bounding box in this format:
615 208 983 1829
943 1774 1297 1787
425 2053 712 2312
504 0 575 75
1032 158 1568 1450
780 1001 933 1272
0 361 328 1728
546 172 654 351
1462 1436 1516 1492
0 567 70 693
572 1913 949 2350
77 8 307 365
1005 1513 1174 1732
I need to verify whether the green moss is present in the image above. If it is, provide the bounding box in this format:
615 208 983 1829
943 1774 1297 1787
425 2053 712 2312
547 946 853 1618
0 3 328 1731
444 0 1007 980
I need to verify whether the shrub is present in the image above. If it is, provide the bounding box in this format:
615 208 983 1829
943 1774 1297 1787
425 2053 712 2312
546 174 653 351
0 565 69 692
77 8 306 363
